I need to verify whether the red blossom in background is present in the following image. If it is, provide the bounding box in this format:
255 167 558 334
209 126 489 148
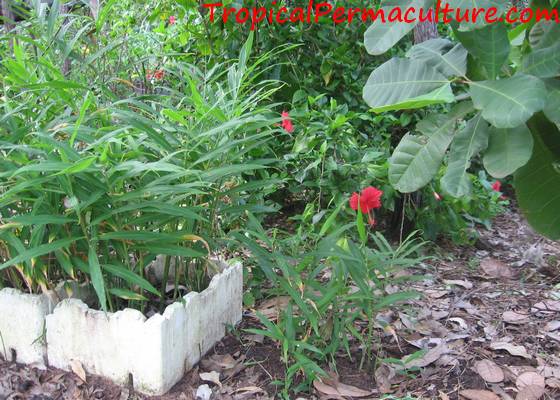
491 180 507 200
349 186 383 227
281 111 294 133
146 69 165 80
433 191 442 201
169 15 176 25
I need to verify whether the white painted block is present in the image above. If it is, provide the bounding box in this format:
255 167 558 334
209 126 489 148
0 288 54 366
0 282 94 366
46 262 243 395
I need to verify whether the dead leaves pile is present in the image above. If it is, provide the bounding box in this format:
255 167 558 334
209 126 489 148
0 358 120 400
340 208 560 399
313 372 375 399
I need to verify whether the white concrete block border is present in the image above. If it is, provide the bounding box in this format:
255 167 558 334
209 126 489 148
0 261 243 395
0 288 54 366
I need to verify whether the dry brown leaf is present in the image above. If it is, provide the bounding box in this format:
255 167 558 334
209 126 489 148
515 384 545 400
313 380 342 398
335 382 374 398
532 300 560 313
459 389 500 400
69 359 86 383
312 378 373 398
490 342 531 359
503 311 530 324
474 359 504 383
544 320 560 331
199 371 221 388
245 334 264 343
449 317 469 331
439 391 450 400
425 289 449 299
119 388 130 400
516 372 545 389
200 353 245 380
480 258 515 279
201 354 238 371
444 279 474 289
405 343 449 368
257 296 290 321
232 386 266 396
374 364 394 394
546 377 560 388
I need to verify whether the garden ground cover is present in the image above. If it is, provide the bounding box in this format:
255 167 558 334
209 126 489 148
2 204 559 400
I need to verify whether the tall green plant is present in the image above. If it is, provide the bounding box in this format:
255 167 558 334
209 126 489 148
0 4 282 311
362 0 560 239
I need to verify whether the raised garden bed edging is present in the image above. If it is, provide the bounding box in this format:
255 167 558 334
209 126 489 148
45 261 243 395
0 288 54 366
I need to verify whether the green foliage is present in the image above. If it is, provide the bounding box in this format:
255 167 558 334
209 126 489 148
0 8 281 309
236 213 426 396
363 0 560 239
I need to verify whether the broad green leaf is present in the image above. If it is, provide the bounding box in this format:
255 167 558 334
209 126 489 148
530 20 560 49
406 38 467 77
0 237 80 271
363 0 425 55
469 74 547 128
88 242 107 311
515 115 560 240
483 124 533 178
102 264 160 296
522 43 560 78
455 23 510 79
389 102 474 192
508 23 528 43
442 0 508 30
544 82 560 127
363 58 453 113
441 113 490 197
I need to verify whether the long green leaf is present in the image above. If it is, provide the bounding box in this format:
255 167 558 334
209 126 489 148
88 243 107 311
0 237 81 271
469 74 546 128
102 264 160 296
483 124 534 178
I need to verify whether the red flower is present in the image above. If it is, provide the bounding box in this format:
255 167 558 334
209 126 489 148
433 191 442 201
491 181 501 192
349 186 383 214
281 111 294 133
169 15 176 25
350 192 360 211
147 69 165 80
361 186 383 212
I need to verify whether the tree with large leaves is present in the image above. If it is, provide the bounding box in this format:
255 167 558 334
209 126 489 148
362 0 560 239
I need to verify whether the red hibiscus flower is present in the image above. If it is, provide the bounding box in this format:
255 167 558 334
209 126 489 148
349 186 383 227
491 180 507 200
169 16 176 25
281 111 294 133
147 69 165 81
